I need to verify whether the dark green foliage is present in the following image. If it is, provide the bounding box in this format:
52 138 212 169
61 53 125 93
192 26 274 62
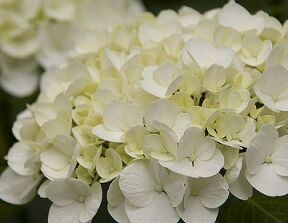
217 193 288 223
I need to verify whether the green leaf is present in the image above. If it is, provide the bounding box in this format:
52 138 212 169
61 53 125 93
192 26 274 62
217 192 288 223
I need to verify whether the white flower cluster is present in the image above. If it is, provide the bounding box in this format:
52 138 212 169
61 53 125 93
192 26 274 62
0 0 143 96
1 1 288 223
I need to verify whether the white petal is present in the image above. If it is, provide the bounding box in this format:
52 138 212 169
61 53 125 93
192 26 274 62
219 88 250 113
48 203 81 223
178 127 202 159
42 119 71 139
107 178 124 206
53 134 77 157
143 134 172 160
149 158 169 185
150 152 174 162
253 85 276 112
145 99 180 132
139 79 166 98
219 1 250 31
40 149 68 170
246 164 288 196
107 178 130 223
225 157 242 184
108 202 130 223
177 196 218 223
203 65 226 93
193 149 224 178
275 99 288 111
119 160 156 207
124 126 148 158
160 159 198 178
183 39 234 69
254 65 288 112
38 180 50 198
238 117 256 145
19 0 42 19
44 0 76 21
7 142 39 176
219 0 264 34
184 40 212 68
92 124 125 143
271 135 288 176
163 173 186 207
0 52 39 96
46 178 89 206
213 137 245 149
80 182 102 223
1 28 39 58
172 113 191 140
265 43 287 69
41 163 70 180
219 145 239 169
246 125 278 175
229 158 253 200
196 137 216 161
12 109 33 140
142 66 157 80
0 167 42 205
165 76 184 97
104 48 124 71
197 174 229 209
125 193 180 223
0 66 38 97
161 129 178 157
37 22 76 68
33 104 57 127
257 40 273 65
103 101 144 131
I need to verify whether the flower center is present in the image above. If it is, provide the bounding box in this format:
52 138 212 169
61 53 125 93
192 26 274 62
77 196 85 203
189 153 197 162
155 184 163 192
265 155 272 164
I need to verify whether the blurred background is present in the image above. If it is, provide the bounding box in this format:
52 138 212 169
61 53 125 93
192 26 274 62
0 0 287 222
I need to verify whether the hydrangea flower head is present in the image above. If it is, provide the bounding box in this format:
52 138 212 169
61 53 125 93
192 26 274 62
1 1 288 223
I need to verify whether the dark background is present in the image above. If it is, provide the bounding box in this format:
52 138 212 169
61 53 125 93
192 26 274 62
0 0 287 222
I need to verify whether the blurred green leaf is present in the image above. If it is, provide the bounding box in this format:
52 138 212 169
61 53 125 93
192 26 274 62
0 201 22 215
217 192 288 223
